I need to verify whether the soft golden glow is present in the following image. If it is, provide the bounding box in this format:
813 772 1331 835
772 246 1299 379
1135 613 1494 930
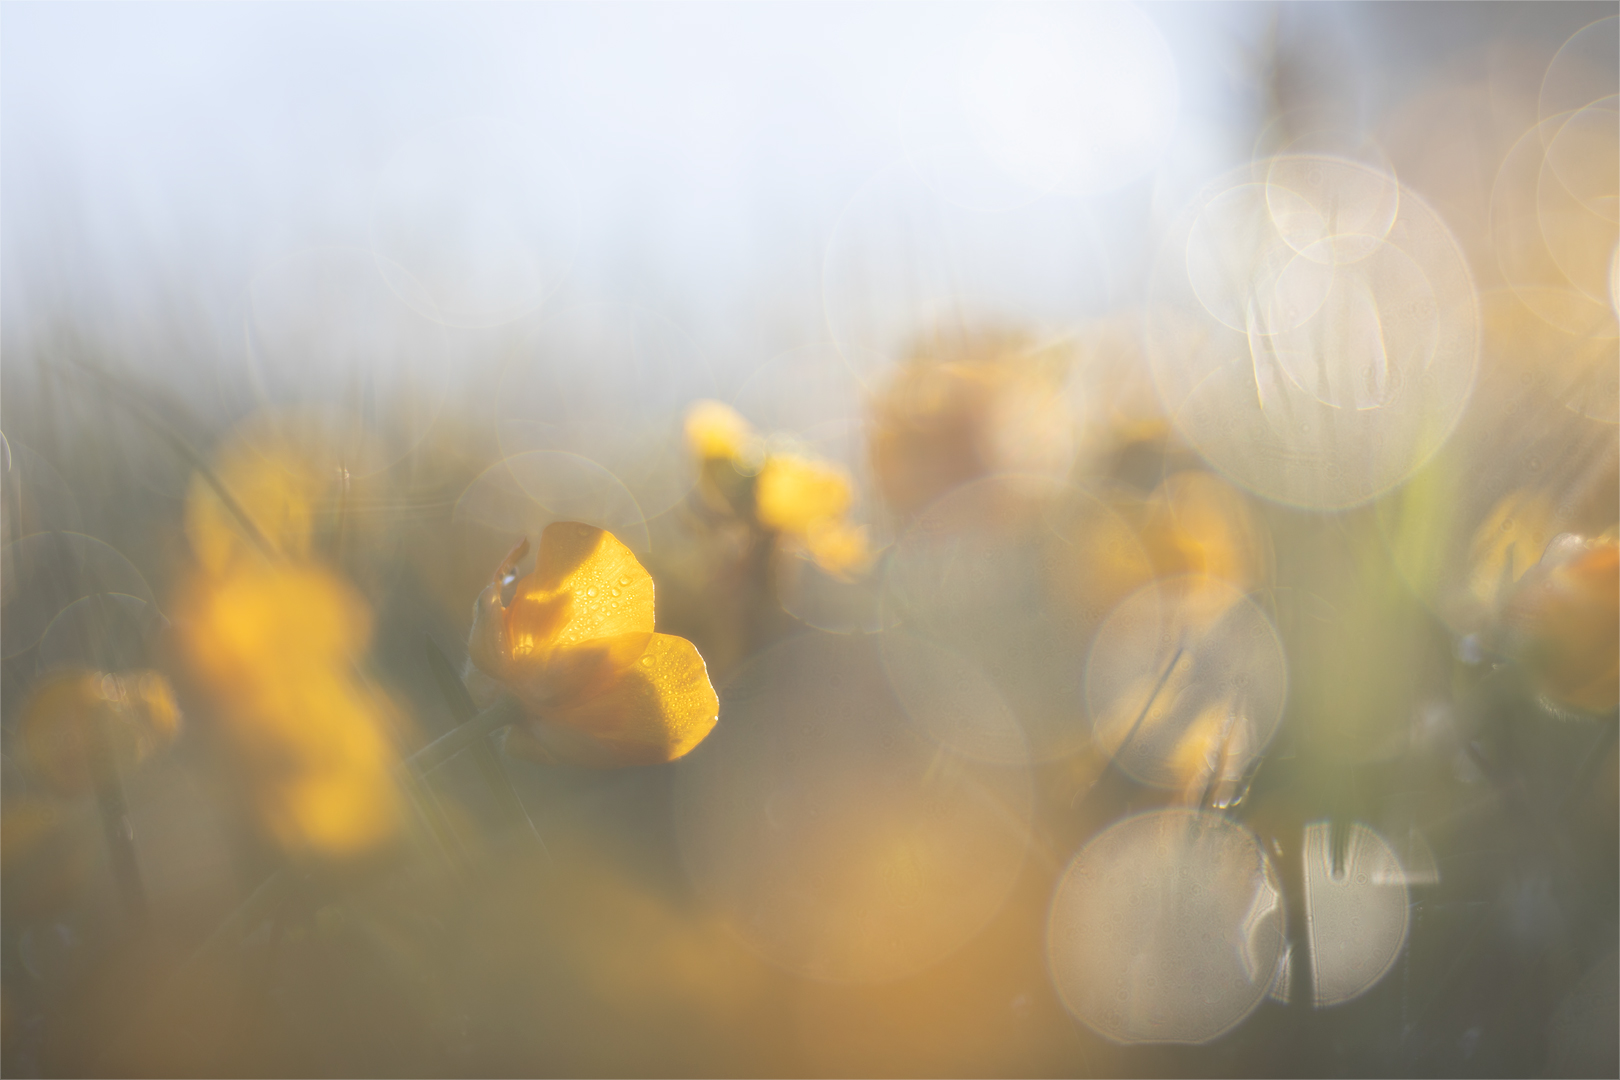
1467 490 1560 612
17 669 181 797
754 454 853 535
184 431 331 573
868 329 1074 518
1501 532 1620 713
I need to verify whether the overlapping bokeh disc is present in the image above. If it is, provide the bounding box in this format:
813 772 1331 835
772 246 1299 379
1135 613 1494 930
454 450 651 557
2 533 156 659
1146 155 1480 510
37 593 164 673
1047 809 1286 1044
1085 576 1287 794
1299 821 1411 1008
881 475 1151 763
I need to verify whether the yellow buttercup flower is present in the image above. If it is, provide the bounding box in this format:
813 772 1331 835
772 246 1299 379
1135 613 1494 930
467 522 719 767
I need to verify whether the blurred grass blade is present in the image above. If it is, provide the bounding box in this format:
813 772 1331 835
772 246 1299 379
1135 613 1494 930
421 636 541 844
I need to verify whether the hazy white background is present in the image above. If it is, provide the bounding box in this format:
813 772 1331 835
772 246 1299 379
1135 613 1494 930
2 3 1593 401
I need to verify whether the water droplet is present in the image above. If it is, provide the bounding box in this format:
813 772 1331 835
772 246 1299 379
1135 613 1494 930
611 588 620 597
587 587 597 597
641 655 653 666
618 577 630 586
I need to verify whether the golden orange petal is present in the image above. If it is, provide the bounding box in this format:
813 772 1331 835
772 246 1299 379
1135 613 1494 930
505 633 719 768
507 523 656 654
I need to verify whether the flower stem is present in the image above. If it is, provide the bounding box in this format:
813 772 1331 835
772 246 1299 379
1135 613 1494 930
404 698 520 776
90 717 148 927
421 637 534 837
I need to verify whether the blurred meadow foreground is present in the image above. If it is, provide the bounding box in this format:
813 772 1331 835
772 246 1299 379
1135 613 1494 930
1 3 1617 1077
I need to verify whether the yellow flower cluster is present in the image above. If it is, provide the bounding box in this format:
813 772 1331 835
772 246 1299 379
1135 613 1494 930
685 401 873 581
173 426 404 858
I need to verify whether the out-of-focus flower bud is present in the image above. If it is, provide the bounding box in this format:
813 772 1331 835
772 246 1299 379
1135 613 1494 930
1499 532 1619 714
868 328 1074 518
18 669 181 797
754 454 873 581
755 454 850 534
684 399 758 465
467 522 719 767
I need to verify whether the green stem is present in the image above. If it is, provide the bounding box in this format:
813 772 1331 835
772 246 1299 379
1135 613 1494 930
422 638 534 836
403 698 521 776
90 718 148 927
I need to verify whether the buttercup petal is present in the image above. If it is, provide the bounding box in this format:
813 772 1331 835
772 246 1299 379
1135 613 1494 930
505 633 720 768
508 523 655 653
497 630 655 715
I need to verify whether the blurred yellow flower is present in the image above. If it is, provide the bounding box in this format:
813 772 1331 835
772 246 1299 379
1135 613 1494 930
1048 471 1269 625
684 399 758 464
868 328 1073 518
682 400 875 581
176 562 405 857
184 431 332 574
1135 472 1271 595
175 428 405 859
17 669 180 798
1500 532 1619 714
754 454 873 581
755 454 850 534
467 522 719 767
